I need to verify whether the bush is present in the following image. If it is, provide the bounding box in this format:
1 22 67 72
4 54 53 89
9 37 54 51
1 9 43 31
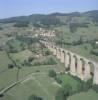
69 23 88 33
43 57 57 65
32 57 57 66
48 70 57 78
33 61 42 66
90 49 98 56
55 77 62 84
28 57 35 62
8 63 14 69
28 94 43 100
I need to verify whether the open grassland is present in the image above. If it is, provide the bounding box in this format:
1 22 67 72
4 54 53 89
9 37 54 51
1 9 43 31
57 74 81 91
0 68 17 89
0 67 81 100
68 89 98 100
2 74 60 100
0 62 64 100
0 58 64 89
0 51 12 71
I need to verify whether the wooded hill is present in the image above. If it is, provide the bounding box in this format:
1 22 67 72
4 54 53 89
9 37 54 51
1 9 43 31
0 10 98 28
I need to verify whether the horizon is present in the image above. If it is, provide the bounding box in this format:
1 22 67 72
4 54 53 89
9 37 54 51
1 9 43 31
0 9 98 20
0 0 98 19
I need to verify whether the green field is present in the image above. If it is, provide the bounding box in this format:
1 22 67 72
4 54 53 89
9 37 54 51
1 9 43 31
57 74 81 91
0 51 12 70
68 89 98 100
4 74 60 100
0 64 64 100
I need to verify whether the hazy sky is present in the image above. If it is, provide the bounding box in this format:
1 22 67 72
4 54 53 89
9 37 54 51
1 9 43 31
0 0 98 18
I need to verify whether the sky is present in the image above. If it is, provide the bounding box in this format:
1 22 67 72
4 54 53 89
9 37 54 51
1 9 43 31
0 0 98 19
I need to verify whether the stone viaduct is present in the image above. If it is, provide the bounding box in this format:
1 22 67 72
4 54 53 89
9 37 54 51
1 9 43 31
40 40 98 85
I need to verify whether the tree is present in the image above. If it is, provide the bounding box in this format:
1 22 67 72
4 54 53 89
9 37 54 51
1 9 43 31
16 66 21 81
14 21 29 27
48 70 57 78
28 57 35 62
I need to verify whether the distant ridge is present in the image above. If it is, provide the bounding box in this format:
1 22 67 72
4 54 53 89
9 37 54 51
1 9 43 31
0 10 98 24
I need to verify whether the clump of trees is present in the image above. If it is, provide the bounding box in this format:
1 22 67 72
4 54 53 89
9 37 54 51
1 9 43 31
16 35 39 45
14 21 29 27
55 77 62 84
43 57 57 65
55 84 72 100
48 69 57 78
6 35 39 53
33 15 64 28
69 22 89 33
77 79 93 92
28 56 35 63
31 57 57 66
44 50 51 56
39 16 64 27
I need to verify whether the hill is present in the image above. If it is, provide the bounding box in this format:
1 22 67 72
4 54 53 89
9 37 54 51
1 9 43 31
0 10 98 26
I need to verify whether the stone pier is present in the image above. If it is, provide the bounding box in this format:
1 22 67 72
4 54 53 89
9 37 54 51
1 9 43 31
70 55 76 76
52 46 56 56
84 62 91 81
57 48 61 59
93 64 98 84
60 50 65 63
65 52 70 69
77 58 84 80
